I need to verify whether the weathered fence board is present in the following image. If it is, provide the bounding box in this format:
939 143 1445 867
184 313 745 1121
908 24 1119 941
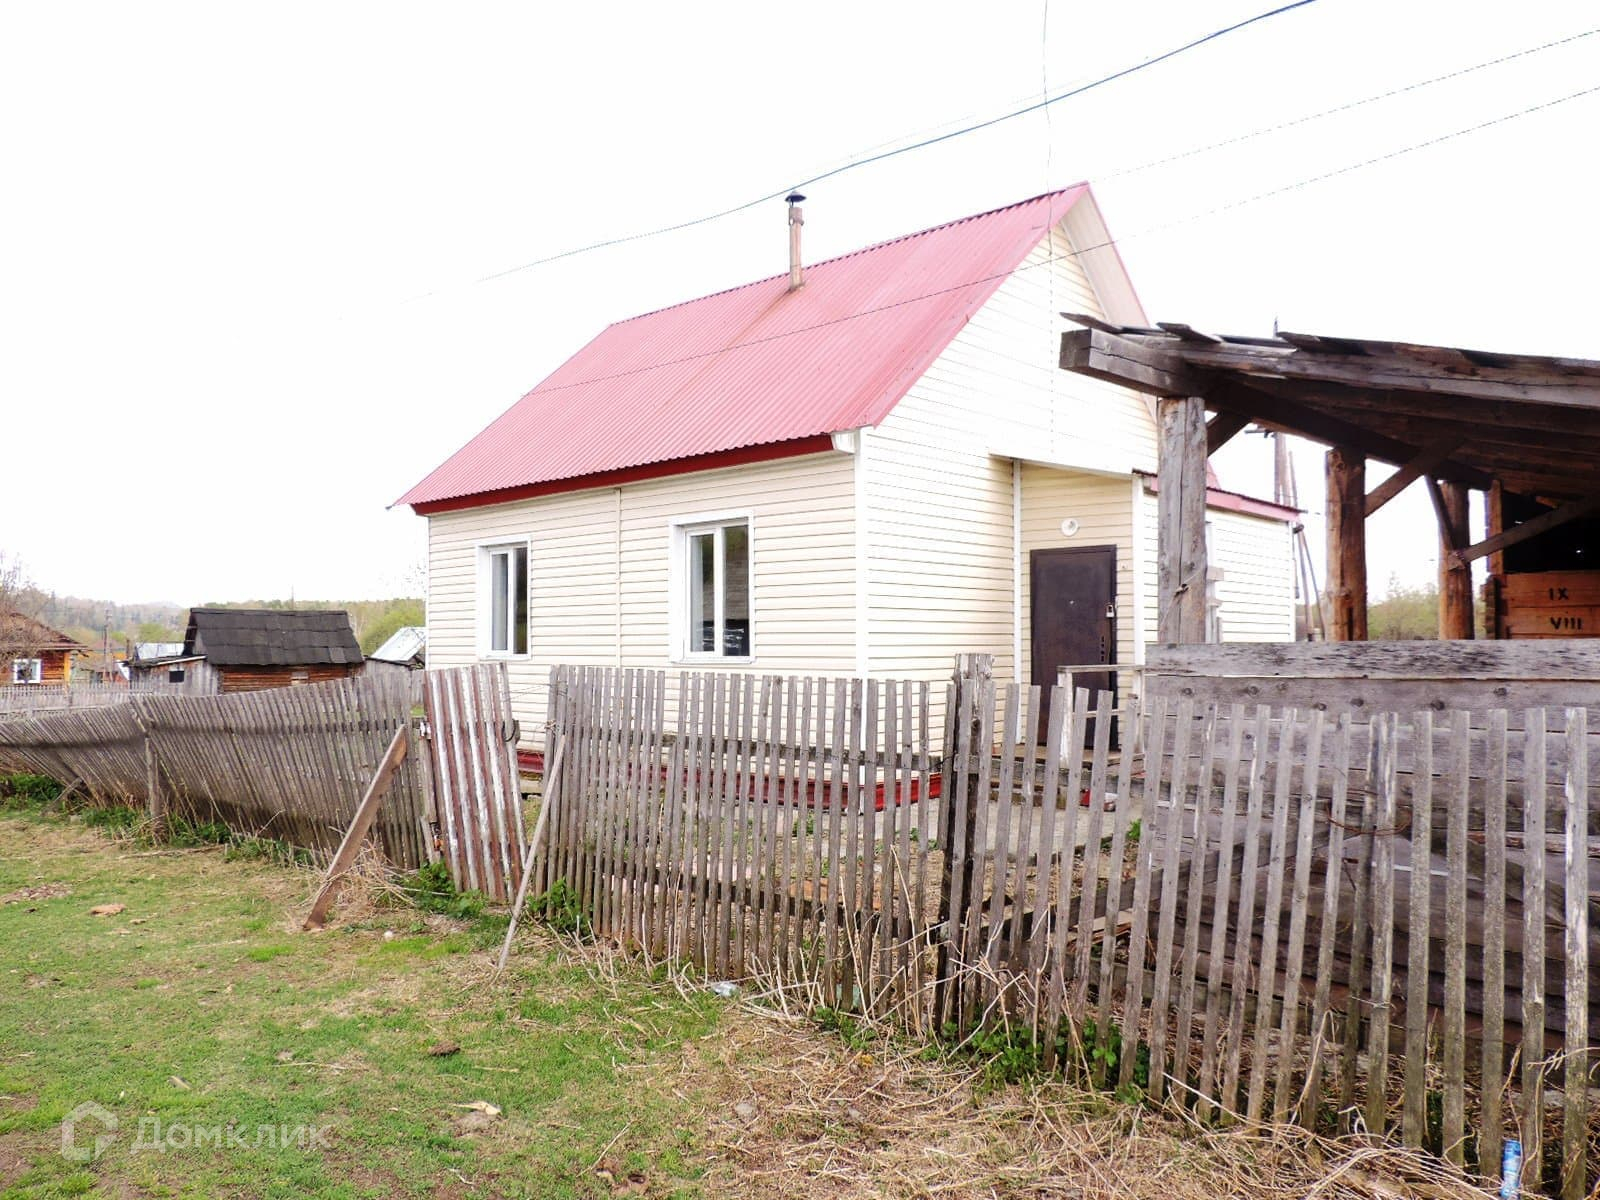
533 659 1599 1195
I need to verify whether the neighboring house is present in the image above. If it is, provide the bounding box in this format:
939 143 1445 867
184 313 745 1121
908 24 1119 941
0 614 86 686
398 186 1297 738
130 609 364 694
368 626 426 669
127 641 204 692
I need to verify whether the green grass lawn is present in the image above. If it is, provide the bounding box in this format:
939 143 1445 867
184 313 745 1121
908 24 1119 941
0 809 726 1199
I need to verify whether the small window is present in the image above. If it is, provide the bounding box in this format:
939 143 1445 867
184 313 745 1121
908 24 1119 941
483 543 529 655
11 658 42 685
167 668 186 684
682 519 751 658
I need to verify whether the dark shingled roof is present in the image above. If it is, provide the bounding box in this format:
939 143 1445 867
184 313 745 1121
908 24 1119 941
183 608 364 668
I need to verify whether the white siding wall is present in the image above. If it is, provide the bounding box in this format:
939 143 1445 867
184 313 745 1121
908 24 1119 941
1135 485 1297 649
425 451 856 733
864 222 1158 694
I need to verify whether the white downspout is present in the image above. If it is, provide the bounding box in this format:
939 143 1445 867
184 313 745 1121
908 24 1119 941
854 428 870 677
1012 457 1023 689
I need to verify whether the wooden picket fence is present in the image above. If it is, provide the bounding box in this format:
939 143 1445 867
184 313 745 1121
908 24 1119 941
0 673 434 868
536 659 1599 1197
0 681 186 716
422 665 527 903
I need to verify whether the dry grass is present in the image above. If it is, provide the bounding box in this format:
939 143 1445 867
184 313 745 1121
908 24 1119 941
544 938 1502 1200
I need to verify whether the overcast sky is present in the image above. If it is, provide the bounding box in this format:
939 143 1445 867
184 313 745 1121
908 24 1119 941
3 1 1596 605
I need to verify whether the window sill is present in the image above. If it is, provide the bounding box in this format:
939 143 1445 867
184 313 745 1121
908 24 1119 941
479 652 530 661
672 656 755 668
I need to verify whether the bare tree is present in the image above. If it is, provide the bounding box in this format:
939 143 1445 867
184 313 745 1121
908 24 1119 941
0 553 49 683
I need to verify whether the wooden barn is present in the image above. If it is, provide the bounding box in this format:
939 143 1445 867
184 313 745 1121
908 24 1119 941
0 613 86 686
139 608 366 695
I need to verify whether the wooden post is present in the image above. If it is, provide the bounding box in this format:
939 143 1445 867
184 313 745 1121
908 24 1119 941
1485 481 1506 638
1325 446 1368 641
303 723 409 931
144 734 167 842
1435 480 1474 639
1157 395 1208 643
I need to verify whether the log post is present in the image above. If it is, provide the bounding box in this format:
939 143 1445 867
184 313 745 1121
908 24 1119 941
144 734 167 842
1325 446 1368 641
1157 395 1209 643
1435 481 1474 639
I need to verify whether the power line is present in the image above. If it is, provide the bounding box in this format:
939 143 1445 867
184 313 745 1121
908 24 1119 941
484 81 1600 402
465 0 1318 287
1104 26 1598 181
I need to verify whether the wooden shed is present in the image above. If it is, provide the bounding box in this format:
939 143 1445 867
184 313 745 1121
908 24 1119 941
0 613 86 686
178 608 365 694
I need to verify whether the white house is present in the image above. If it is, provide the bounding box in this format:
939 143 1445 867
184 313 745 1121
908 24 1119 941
398 186 1298 740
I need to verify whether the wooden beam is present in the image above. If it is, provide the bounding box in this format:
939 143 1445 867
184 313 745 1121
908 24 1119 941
1215 380 1495 489
1326 446 1368 641
1450 493 1600 569
1157 396 1209 643
1428 480 1474 639
1206 410 1251 455
1060 328 1209 398
1210 382 1494 489
1365 438 1465 517
1142 334 1600 412
303 723 409 931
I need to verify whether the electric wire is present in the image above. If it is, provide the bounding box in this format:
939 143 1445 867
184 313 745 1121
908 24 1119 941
464 0 1318 287
446 81 1600 406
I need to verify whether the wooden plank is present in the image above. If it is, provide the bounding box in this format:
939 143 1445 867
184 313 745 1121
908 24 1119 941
1221 705 1274 1119
1093 695 1140 1089
303 723 408 930
1196 703 1247 1121
1044 693 1087 1063
1145 639 1600 682
1173 703 1218 1098
1480 709 1508 1174
1303 713 1351 1129
1363 713 1398 1137
1272 708 1325 1124
1441 711 1470 1167
1059 327 1208 397
1522 708 1549 1188
1246 708 1298 1122
1560 707 1588 1200
1402 711 1434 1147
1502 570 1600 608
1148 700 1196 1103
1069 690 1115 1017
1433 481 1475 639
1120 698 1168 1092
1337 726 1377 1129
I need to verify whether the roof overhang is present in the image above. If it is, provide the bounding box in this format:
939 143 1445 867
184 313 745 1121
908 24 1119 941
409 434 841 516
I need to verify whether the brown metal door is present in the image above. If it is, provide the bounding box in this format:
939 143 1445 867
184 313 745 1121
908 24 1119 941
1030 545 1117 744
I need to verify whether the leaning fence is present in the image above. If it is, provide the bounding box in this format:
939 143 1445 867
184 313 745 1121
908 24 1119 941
535 659 1599 1197
0 673 434 868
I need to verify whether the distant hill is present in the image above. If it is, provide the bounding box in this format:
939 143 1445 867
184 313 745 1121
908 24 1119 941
30 594 423 657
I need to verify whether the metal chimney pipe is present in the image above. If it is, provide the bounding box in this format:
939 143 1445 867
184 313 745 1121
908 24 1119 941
786 192 806 291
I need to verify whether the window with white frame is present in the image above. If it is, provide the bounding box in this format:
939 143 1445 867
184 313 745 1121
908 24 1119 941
482 543 529 655
680 519 751 658
11 658 42 685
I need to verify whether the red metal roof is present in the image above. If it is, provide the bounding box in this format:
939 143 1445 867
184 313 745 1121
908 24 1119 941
399 187 1091 513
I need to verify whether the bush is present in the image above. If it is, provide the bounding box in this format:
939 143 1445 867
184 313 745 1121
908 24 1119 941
400 860 486 920
0 773 63 810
